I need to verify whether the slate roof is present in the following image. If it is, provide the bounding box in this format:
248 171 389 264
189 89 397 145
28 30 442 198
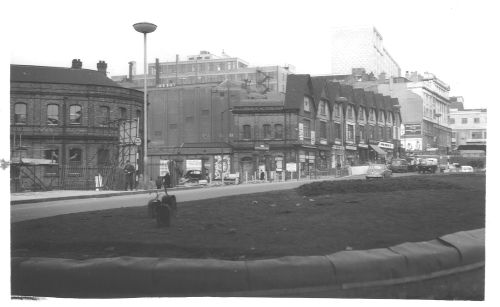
11 64 120 88
284 74 312 110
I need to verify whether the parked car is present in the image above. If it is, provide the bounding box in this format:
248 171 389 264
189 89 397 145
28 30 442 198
389 159 409 173
180 170 203 184
366 164 392 179
460 165 474 173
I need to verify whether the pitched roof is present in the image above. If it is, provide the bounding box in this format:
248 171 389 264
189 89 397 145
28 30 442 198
11 64 120 88
284 74 312 110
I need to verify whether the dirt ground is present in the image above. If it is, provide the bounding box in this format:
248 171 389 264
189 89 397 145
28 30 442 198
11 173 485 260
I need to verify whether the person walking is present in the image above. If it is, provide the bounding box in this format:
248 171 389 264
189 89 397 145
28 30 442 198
123 160 135 191
163 171 171 194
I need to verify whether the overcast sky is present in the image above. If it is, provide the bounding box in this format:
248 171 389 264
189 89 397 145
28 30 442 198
4 0 498 110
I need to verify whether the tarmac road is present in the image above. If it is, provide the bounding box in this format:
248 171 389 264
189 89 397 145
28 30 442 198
11 173 415 223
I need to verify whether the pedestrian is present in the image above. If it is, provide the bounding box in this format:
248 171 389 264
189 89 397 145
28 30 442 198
260 170 265 181
163 171 171 193
123 160 135 191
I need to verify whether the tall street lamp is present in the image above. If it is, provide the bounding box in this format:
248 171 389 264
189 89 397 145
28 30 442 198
133 22 157 185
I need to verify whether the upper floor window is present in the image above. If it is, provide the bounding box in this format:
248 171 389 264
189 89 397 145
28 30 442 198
347 124 354 141
334 122 342 139
99 106 110 126
263 124 272 139
347 105 354 121
243 125 252 139
319 101 326 116
471 131 483 139
474 118 480 124
120 107 127 120
358 107 365 121
303 96 311 112
14 103 27 124
369 108 376 122
47 104 59 125
44 149 59 163
449 118 455 124
378 110 385 123
320 121 327 139
461 118 468 124
302 119 311 138
136 110 142 120
274 124 283 139
69 105 82 125
387 112 393 124
333 103 341 118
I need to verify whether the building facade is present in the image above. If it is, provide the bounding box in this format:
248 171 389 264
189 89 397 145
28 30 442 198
10 61 143 191
331 26 401 78
144 74 402 182
112 51 294 96
449 96 487 150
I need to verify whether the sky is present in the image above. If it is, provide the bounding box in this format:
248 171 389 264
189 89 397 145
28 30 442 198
1 0 500 303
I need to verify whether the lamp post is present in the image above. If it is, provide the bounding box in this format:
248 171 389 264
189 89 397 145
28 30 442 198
220 107 232 185
133 22 156 185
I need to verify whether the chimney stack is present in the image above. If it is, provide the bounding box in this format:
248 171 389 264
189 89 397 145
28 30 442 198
97 61 108 75
128 61 136 81
71 59 82 69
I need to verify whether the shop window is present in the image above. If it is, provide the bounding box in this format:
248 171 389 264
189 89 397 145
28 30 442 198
243 125 252 139
263 124 272 139
69 105 82 125
47 104 59 125
14 103 27 124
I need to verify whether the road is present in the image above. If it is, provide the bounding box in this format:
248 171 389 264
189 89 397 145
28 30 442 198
11 173 414 223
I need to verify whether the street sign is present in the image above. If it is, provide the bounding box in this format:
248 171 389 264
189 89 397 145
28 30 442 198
134 137 142 146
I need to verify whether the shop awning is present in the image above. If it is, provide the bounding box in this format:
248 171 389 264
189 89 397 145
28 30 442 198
370 144 387 155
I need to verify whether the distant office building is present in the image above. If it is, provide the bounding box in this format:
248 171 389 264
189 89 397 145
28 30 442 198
112 50 294 95
449 96 487 151
331 26 401 78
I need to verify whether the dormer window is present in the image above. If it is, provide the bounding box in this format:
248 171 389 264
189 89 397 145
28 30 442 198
303 96 311 112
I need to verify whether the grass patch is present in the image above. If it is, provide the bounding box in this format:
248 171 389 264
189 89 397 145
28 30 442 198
11 174 485 260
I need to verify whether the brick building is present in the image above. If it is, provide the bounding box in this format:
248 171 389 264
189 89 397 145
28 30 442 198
10 61 143 191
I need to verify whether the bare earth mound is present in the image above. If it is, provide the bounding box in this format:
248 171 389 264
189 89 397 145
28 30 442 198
11 174 485 260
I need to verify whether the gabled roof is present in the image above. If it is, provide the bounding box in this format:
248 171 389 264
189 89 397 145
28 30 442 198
11 64 120 88
310 76 329 108
284 74 312 110
364 91 375 108
353 88 365 108
325 81 342 103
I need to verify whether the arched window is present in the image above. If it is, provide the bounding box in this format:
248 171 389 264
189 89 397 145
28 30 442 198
14 103 27 124
69 105 82 125
99 106 110 126
47 104 59 125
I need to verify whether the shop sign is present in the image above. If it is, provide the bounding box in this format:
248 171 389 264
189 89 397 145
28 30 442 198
186 159 202 171
345 145 357 150
298 123 304 141
320 139 327 145
299 154 306 162
332 145 344 151
286 162 297 172
308 154 315 161
275 157 283 171
255 144 270 151
358 144 368 148
311 131 315 145
378 142 394 149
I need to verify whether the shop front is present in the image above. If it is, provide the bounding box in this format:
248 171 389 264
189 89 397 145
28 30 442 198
344 145 358 166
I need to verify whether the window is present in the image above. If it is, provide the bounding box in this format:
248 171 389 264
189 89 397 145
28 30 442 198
136 110 141 120
44 149 59 176
120 107 127 120
471 132 483 139
449 118 455 124
303 96 311 112
14 103 27 124
347 105 354 120
243 125 252 139
68 148 82 164
461 118 468 124
358 108 365 121
320 121 327 139
302 119 311 138
358 125 365 141
47 104 59 125
347 124 354 141
274 124 283 139
201 109 210 116
263 124 272 139
334 122 342 139
474 118 480 124
378 126 384 139
334 104 341 118
369 108 376 121
319 101 326 116
99 106 110 126
378 110 385 123
69 105 82 124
